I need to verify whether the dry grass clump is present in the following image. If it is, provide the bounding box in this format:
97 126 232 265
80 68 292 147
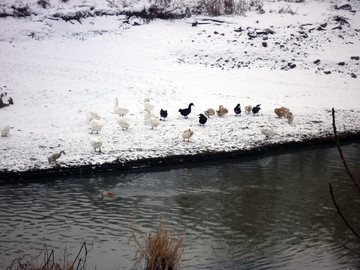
130 220 184 270
5 242 89 270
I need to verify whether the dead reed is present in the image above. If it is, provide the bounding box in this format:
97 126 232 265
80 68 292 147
130 220 185 270
5 242 89 270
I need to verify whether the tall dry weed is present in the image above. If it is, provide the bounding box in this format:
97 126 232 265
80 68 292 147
130 220 184 270
5 242 89 270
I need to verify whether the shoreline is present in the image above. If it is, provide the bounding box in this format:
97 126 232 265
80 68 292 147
1 131 359 183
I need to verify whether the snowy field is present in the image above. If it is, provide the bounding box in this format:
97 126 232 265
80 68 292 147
0 0 359 176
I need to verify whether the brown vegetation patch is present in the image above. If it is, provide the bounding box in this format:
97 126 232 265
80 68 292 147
130 220 184 270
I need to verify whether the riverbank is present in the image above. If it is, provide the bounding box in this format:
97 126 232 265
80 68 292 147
1 132 359 183
0 0 359 181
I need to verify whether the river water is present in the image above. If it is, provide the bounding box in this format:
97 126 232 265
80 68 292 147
1 143 360 269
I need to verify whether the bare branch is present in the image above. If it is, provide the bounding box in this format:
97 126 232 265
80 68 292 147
329 182 360 239
331 108 360 193
343 244 360 255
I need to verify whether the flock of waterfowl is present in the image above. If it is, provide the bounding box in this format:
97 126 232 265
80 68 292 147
81 99 294 157
1 95 294 166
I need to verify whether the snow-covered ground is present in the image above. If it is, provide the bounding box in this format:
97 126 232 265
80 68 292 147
0 0 359 176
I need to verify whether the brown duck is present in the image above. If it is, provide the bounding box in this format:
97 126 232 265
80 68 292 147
216 105 228 117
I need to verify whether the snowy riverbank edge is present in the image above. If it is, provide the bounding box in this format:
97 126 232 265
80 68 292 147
1 132 359 183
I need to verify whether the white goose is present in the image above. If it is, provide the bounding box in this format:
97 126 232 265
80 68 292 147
145 108 160 129
182 128 194 142
148 117 160 129
144 108 157 122
144 98 154 111
90 119 104 134
114 97 129 117
90 137 102 152
86 110 101 123
1 124 10 137
261 127 274 140
117 117 130 130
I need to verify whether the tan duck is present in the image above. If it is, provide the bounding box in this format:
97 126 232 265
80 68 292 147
99 190 115 200
48 150 66 164
285 111 294 124
216 105 228 117
274 107 290 118
204 108 215 118
100 190 115 197
244 105 252 114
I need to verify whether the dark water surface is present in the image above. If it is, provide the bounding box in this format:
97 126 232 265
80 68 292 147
1 143 360 269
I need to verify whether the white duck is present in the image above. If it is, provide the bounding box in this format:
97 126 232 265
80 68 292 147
147 116 161 130
144 108 157 122
89 119 104 134
86 110 101 123
90 137 102 152
182 128 194 142
144 98 154 111
114 97 129 117
117 117 130 130
144 108 160 129
1 124 10 137
261 127 274 140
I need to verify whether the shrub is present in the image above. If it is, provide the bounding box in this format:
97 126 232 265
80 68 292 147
130 220 184 270
37 0 50 9
196 0 263 16
278 4 297 15
11 4 31 17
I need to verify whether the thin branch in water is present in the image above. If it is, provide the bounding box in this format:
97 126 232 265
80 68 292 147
331 108 360 193
343 244 360 255
329 182 360 239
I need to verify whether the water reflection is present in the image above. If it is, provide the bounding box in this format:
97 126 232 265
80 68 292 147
0 143 360 269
